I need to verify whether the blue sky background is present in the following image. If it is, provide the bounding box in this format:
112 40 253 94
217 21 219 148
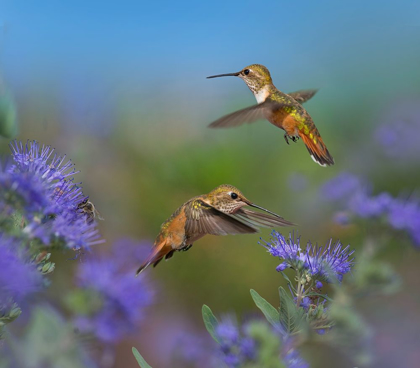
2 0 420 87
1 0 420 136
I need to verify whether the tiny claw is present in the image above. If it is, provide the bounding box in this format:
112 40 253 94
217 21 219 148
284 134 290 145
181 244 192 252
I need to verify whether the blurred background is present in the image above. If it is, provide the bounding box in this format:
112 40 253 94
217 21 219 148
1 0 420 367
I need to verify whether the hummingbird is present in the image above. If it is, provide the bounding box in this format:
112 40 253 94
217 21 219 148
207 64 334 167
136 184 294 275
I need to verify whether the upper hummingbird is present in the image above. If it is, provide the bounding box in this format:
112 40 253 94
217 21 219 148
207 64 334 167
136 184 294 275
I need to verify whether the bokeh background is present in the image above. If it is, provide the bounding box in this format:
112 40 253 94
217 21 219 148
1 1 420 367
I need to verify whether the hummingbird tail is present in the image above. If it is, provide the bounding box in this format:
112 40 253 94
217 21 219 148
136 241 170 276
299 132 334 167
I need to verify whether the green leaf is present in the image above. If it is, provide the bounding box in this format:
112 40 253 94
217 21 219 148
278 287 305 334
280 271 296 292
5 306 95 368
132 347 152 368
246 321 286 368
202 305 220 343
354 260 401 296
250 289 280 329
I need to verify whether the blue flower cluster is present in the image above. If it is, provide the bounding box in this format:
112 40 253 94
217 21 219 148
261 232 354 283
2 140 103 250
0 140 103 333
374 101 420 161
0 236 42 305
73 239 154 343
322 172 420 247
215 318 256 368
282 337 309 368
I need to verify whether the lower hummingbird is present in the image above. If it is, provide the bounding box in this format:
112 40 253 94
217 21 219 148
207 64 334 167
136 184 294 275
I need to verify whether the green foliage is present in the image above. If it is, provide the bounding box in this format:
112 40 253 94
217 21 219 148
0 303 21 339
247 321 286 368
201 304 220 343
326 303 372 367
278 287 306 334
132 347 153 368
33 252 56 275
250 289 280 329
1 306 95 368
353 259 401 296
65 289 103 316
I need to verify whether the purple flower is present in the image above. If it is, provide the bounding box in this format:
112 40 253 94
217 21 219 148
240 337 256 360
9 140 79 183
320 172 363 201
221 353 239 367
111 238 155 269
215 318 257 368
299 297 311 311
282 336 309 368
166 330 214 367
73 240 153 343
216 319 240 346
322 172 420 248
0 236 42 303
262 231 355 283
305 239 354 282
374 101 420 161
348 191 392 218
387 198 420 247
260 232 301 269
283 347 309 368
3 140 103 250
322 172 392 219
333 211 351 225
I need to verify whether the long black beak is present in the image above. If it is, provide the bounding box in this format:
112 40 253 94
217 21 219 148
248 203 284 218
207 72 240 79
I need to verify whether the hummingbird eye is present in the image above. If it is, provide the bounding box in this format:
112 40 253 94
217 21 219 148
243 69 250 75
230 192 238 199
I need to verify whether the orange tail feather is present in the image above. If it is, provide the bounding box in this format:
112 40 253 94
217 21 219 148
136 240 172 276
299 131 334 167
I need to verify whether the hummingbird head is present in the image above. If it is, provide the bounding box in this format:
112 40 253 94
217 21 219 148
206 184 280 217
206 184 251 213
207 64 273 102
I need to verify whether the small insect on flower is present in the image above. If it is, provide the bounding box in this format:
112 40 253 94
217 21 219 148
77 199 104 224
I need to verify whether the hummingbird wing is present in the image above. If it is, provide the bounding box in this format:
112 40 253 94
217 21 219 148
208 100 284 128
288 89 318 104
185 199 258 235
232 208 295 228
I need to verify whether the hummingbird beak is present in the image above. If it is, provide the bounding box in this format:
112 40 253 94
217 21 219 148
207 72 240 79
248 203 284 218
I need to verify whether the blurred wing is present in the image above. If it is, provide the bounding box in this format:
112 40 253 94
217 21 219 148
185 199 258 235
288 89 318 104
232 208 296 228
208 100 283 128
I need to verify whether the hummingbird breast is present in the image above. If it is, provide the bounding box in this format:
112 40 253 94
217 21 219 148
254 86 271 104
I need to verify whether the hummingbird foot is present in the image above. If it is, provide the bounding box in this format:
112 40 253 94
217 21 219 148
284 134 299 144
180 244 193 252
